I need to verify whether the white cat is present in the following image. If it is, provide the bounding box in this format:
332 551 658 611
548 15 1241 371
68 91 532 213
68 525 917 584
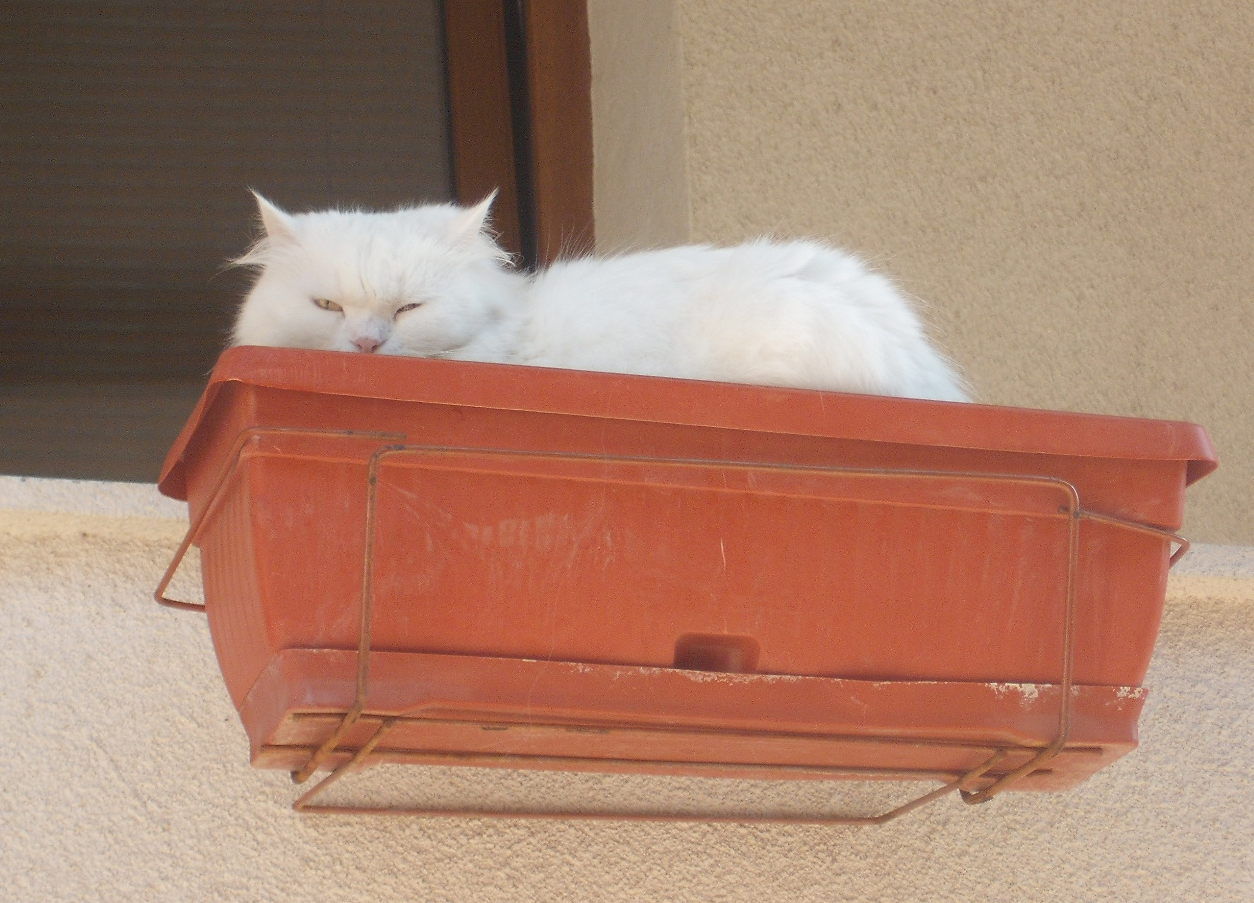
232 193 969 401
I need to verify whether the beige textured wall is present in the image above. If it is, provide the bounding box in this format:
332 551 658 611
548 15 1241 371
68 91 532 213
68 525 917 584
4 476 1253 901
588 0 691 251
591 0 1252 544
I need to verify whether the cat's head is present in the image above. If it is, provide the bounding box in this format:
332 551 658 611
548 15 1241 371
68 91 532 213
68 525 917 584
230 192 520 357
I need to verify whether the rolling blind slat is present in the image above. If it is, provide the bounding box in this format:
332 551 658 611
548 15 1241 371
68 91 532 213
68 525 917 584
0 0 454 381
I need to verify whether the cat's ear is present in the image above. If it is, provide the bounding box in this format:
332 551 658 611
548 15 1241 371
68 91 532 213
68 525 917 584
448 190 498 244
250 190 298 243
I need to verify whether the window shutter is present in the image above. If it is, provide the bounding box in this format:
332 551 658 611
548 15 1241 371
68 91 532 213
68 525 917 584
0 0 454 381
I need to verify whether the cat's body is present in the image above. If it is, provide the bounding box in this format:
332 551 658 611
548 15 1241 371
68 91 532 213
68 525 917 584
232 194 969 402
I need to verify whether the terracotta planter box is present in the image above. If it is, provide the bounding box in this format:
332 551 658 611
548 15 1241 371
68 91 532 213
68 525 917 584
157 347 1216 820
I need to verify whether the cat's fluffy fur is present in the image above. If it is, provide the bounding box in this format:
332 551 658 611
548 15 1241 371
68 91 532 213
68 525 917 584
232 193 969 401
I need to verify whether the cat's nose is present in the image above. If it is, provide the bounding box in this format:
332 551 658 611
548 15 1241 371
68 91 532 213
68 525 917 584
353 336 382 353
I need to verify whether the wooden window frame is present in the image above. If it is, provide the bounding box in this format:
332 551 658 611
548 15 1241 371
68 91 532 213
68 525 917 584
444 0 594 267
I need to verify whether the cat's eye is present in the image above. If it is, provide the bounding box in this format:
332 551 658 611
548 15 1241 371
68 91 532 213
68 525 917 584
394 302 423 318
312 297 343 313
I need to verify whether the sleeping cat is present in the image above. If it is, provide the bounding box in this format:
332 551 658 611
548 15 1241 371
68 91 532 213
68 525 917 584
231 193 970 401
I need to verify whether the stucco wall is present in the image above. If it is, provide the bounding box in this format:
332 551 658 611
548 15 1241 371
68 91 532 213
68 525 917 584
589 0 1252 544
3 475 1253 901
587 0 691 252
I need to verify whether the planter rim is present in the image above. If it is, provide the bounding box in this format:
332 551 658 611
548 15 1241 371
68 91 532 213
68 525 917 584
158 346 1218 502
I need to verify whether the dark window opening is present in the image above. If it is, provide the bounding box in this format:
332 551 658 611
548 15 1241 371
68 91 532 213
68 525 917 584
0 0 592 483
1 0 454 480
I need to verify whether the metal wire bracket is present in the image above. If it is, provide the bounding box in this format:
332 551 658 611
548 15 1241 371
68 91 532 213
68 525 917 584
155 428 405 612
159 428 1189 824
285 442 1187 824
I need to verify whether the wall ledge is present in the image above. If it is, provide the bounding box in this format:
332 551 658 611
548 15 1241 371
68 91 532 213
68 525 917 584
1167 542 1254 603
3 474 1249 601
0 474 185 521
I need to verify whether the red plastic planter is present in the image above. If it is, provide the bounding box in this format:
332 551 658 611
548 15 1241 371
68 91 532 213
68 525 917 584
157 346 1216 822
